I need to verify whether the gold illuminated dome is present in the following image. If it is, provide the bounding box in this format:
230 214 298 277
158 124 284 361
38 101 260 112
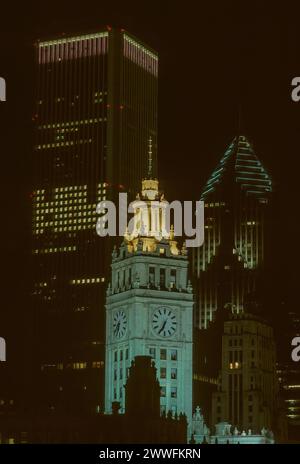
124 137 181 256
141 178 159 200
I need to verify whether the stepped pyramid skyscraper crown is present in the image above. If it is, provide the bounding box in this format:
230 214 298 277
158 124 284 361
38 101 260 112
201 135 272 200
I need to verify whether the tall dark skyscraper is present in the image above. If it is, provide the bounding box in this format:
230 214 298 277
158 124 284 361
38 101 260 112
192 135 272 329
31 28 158 413
192 135 278 438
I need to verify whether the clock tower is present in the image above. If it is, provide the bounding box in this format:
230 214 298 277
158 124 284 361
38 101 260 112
104 154 194 430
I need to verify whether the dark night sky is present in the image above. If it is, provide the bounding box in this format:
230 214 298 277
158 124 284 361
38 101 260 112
1 0 300 371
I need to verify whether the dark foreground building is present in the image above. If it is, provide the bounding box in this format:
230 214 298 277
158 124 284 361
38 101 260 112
0 356 186 444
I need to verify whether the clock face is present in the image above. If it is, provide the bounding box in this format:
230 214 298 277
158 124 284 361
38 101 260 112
152 307 177 338
113 310 127 339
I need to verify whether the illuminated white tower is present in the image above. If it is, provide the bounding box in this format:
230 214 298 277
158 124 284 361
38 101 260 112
104 155 194 430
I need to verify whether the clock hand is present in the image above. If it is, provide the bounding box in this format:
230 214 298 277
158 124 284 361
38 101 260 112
158 320 167 334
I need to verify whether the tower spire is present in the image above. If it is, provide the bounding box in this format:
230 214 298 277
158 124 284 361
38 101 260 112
238 103 241 136
147 135 153 178
237 101 245 138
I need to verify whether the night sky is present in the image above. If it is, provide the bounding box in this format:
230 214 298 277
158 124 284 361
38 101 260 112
1 0 300 380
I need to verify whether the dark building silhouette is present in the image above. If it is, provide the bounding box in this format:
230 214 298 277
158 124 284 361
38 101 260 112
31 28 158 414
0 356 186 444
125 356 161 419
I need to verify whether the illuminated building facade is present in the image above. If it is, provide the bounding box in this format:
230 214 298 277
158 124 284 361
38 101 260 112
192 135 272 329
211 312 279 436
32 28 158 413
277 311 300 441
105 169 193 431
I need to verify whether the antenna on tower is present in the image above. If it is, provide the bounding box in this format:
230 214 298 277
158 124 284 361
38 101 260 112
147 135 153 179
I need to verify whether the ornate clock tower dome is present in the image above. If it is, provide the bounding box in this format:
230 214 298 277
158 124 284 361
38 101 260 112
104 145 194 432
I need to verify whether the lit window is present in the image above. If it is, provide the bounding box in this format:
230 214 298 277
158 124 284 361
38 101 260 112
160 367 166 379
160 349 167 360
171 350 177 361
149 347 156 359
171 368 177 380
171 387 177 398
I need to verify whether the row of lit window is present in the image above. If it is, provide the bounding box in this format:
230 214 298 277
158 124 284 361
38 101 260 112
34 202 98 209
38 117 106 129
53 191 88 198
161 386 177 398
34 201 104 210
160 367 177 380
35 205 97 212
149 347 178 361
49 194 90 201
34 224 96 234
204 202 226 207
41 361 104 371
35 218 96 227
35 217 96 227
36 209 96 217
55 185 90 192
36 139 92 149
55 127 79 134
33 212 100 232
193 374 218 385
70 277 105 285
34 210 97 223
33 246 77 254
229 362 241 369
34 183 105 197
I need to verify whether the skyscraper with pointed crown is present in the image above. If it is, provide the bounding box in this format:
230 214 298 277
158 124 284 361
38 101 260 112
192 135 272 328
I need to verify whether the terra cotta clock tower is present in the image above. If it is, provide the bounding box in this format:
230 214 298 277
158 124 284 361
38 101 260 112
104 161 193 430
